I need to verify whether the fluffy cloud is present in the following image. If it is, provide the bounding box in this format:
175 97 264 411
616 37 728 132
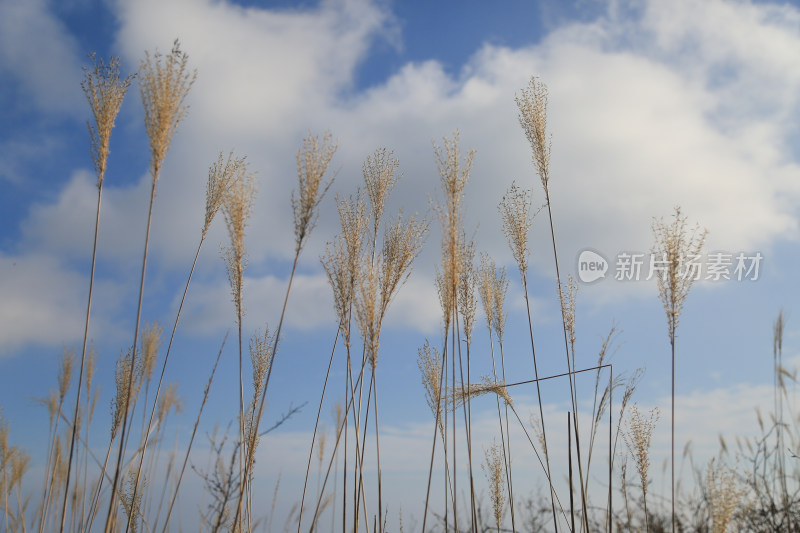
10 0 800 351
0 0 83 113
0 252 125 354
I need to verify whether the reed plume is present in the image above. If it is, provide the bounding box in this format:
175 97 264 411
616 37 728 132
516 76 551 189
140 40 196 181
483 440 506 533
293 132 337 253
83 55 132 188
622 405 659 532
499 182 533 276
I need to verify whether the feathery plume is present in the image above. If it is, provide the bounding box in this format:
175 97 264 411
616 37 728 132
499 182 535 276
652 206 707 337
139 39 196 180
204 152 243 239
483 440 507 533
293 132 337 253
516 76 551 189
82 54 132 187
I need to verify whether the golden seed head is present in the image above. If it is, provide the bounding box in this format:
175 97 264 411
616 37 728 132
82 54 132 187
379 212 428 319
482 440 506 531
203 151 244 239
363 148 400 240
516 76 551 190
57 346 76 402
417 340 444 436
561 274 577 348
651 206 707 337
221 161 257 320
433 131 475 316
499 182 534 275
457 239 477 343
292 132 337 253
355 260 380 369
156 382 182 423
140 39 196 181
139 321 162 385
621 404 660 497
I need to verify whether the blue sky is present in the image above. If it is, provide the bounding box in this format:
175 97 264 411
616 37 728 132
3 0 800 529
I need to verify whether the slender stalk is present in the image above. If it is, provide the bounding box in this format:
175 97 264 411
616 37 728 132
161 335 226 532
297 331 340 532
64 56 131 531
521 274 558 530
105 178 157 533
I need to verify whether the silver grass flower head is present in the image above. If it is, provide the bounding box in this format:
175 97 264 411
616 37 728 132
140 39 196 181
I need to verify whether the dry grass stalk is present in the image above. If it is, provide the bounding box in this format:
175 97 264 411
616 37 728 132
130 151 241 531
706 458 745 533
140 39 196 180
293 132 337 253
652 205 706 532
109 41 196 533
516 76 551 189
69 58 131 521
483 440 507 533
220 159 257 532
37 347 74 533
450 376 513 409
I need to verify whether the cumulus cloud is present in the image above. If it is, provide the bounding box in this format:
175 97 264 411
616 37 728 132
0 0 83 113
0 252 125 354
12 0 800 350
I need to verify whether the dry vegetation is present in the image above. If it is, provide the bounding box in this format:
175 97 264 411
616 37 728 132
1 42 797 533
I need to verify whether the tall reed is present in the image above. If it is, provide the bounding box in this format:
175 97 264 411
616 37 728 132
107 39 195 533
62 55 132 533
651 206 706 533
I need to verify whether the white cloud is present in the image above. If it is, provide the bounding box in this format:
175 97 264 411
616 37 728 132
0 0 83 113
0 252 125 354
181 272 336 334
13 0 800 349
